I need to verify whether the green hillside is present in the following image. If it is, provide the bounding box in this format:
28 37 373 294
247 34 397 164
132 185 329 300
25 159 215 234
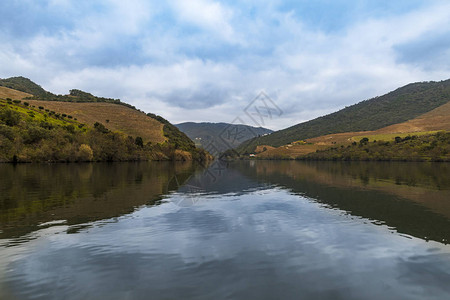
237 79 450 153
176 122 273 153
0 76 136 110
0 77 210 162
302 132 450 162
0 76 48 97
0 99 209 162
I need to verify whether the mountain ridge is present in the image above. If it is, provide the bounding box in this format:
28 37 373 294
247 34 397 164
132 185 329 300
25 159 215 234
236 79 450 153
176 122 273 153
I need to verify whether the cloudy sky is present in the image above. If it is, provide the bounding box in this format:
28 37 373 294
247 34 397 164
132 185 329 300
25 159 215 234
1 0 450 130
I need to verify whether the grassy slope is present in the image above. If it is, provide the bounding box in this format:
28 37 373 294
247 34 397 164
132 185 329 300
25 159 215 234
252 93 450 160
256 144 327 159
0 77 208 161
303 132 450 162
0 86 32 100
254 104 450 160
377 100 450 133
0 99 150 162
26 100 165 144
307 100 450 145
0 99 209 162
237 79 450 153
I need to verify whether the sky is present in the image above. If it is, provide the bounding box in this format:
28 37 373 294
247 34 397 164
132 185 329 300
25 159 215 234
1 0 450 130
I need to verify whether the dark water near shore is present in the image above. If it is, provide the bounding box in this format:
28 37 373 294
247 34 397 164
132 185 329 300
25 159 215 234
1 161 450 299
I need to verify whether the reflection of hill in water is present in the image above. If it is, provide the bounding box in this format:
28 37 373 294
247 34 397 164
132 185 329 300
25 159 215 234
0 162 200 239
229 161 450 244
2 160 449 244
180 161 269 196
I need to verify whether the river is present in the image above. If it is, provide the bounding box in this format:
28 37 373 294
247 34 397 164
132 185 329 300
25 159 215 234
1 161 449 299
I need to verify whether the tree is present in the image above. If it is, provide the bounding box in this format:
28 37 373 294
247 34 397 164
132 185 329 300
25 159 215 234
94 122 109 133
135 136 144 147
77 144 94 161
0 107 21 126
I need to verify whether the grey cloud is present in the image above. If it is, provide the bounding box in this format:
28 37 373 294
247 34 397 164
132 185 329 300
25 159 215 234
0 1 77 38
1 1 450 131
394 31 450 71
147 86 231 109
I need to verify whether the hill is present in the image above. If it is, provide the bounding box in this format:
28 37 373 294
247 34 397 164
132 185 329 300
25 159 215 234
0 77 210 162
251 100 450 160
236 79 450 153
176 122 273 153
0 76 136 110
0 98 209 162
0 76 48 97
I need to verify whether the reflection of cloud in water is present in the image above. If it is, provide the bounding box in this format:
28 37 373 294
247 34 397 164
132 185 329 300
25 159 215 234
229 161 450 244
4 189 450 299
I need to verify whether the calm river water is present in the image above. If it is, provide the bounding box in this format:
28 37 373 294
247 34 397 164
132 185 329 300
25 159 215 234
1 161 450 299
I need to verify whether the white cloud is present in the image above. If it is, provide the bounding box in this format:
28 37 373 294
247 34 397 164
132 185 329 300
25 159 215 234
169 0 236 42
1 1 450 131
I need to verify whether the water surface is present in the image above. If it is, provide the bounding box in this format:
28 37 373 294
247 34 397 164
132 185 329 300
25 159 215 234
1 161 449 299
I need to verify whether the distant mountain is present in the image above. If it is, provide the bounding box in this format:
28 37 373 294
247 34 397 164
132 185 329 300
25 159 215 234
176 122 273 153
237 79 450 153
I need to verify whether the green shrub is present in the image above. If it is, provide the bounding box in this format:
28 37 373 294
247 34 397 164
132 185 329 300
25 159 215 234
0 107 21 126
0 124 14 140
40 121 54 130
24 125 48 144
64 124 75 133
135 136 144 147
77 144 93 161
94 122 109 133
